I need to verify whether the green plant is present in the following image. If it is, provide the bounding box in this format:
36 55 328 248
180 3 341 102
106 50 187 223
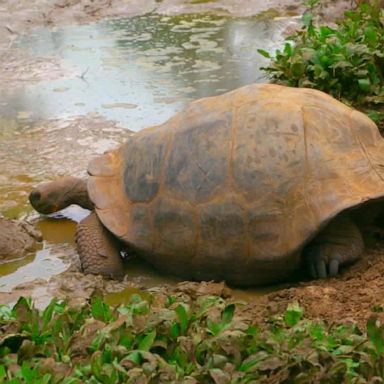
258 2 384 106
2 294 384 382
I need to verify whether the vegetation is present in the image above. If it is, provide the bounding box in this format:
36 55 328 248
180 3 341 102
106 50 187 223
1 294 384 383
258 1 384 113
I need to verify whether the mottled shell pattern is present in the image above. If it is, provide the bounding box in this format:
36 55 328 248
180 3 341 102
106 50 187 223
87 84 384 286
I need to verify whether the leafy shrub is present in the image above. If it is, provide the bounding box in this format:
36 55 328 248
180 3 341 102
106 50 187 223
258 2 384 106
1 295 384 383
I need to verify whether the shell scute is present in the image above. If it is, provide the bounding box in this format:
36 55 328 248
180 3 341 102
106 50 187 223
233 99 305 201
148 197 196 277
123 130 170 202
165 119 232 203
198 199 247 266
126 205 152 253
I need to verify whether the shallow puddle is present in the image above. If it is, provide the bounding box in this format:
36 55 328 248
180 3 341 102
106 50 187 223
0 13 298 297
1 13 296 130
0 218 76 291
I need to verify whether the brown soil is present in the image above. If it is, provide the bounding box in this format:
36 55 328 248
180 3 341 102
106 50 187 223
244 243 384 329
1 0 383 330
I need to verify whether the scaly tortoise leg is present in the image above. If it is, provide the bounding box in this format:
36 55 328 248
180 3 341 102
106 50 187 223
303 213 364 279
76 211 124 279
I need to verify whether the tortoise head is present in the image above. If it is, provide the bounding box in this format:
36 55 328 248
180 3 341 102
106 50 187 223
29 176 91 214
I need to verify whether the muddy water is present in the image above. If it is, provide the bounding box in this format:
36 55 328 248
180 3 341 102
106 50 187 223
1 13 296 129
0 13 298 297
0 219 73 291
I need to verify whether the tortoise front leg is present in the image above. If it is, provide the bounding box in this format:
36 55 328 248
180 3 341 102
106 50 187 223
303 213 364 279
76 212 124 279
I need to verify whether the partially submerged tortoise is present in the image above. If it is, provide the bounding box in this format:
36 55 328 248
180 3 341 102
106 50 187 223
29 84 384 286
0 216 42 260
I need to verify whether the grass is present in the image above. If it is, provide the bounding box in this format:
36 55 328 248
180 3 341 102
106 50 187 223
1 294 384 383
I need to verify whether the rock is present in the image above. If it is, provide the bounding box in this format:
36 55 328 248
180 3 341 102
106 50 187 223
0 216 42 260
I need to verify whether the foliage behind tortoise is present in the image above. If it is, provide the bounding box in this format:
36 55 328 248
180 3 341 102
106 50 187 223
29 84 384 286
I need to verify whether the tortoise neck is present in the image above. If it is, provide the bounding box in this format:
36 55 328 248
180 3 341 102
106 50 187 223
68 178 94 210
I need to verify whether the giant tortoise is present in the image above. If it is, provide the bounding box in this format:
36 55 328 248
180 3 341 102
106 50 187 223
29 83 384 286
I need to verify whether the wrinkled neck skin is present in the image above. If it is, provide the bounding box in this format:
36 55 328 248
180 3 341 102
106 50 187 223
66 177 94 210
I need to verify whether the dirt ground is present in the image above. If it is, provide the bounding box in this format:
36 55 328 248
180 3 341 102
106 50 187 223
1 0 384 330
246 243 384 328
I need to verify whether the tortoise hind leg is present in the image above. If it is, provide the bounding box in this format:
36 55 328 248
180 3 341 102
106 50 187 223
76 212 124 279
303 213 364 279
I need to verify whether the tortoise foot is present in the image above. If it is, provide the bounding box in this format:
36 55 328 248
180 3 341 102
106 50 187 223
304 246 341 279
76 212 124 279
303 214 364 280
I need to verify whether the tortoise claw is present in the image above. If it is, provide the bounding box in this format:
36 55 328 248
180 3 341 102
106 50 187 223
315 259 327 279
306 255 341 279
329 259 340 277
304 243 343 280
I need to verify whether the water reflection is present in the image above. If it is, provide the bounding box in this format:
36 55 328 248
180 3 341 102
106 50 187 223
0 14 296 130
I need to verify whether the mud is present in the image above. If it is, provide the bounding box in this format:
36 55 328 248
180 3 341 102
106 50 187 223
1 0 383 329
0 115 129 217
0 217 42 259
2 240 384 329
240 242 384 328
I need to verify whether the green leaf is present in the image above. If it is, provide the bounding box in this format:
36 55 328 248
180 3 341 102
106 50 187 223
176 304 189 335
0 365 6 379
0 305 15 321
13 297 34 325
221 304 235 326
364 26 378 43
309 323 325 341
170 322 180 339
166 295 176 307
319 26 334 38
257 49 271 58
41 298 57 329
126 350 142 365
90 351 103 380
358 78 371 92
91 296 112 323
283 43 293 56
302 12 313 28
239 356 259 372
330 60 353 69
62 378 82 384
41 374 51 384
367 316 384 355
290 62 305 77
20 361 37 382
138 330 156 351
284 302 303 327
119 331 134 349
207 304 235 336
247 325 258 336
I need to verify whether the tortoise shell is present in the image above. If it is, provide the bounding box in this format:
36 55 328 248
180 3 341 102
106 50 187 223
87 83 384 286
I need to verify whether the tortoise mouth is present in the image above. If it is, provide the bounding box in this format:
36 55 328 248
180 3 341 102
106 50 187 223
29 190 58 214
